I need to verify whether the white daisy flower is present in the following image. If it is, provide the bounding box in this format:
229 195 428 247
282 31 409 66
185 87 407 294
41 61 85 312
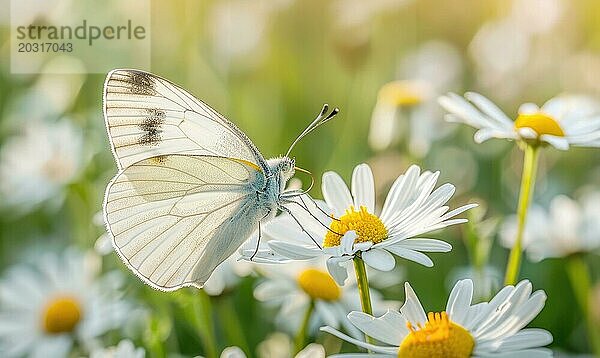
253 258 399 338
90 339 145 358
0 249 131 357
322 279 552 357
242 163 475 285
500 193 600 261
369 41 462 156
439 92 600 150
0 119 84 214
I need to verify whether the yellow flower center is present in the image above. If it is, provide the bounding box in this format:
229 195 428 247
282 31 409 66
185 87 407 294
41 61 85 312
42 296 82 334
399 312 474 358
324 206 388 248
379 80 425 107
514 112 565 137
297 268 342 301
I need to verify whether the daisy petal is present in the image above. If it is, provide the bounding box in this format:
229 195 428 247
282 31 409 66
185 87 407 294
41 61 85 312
326 257 352 286
362 249 395 271
320 326 398 354
399 282 427 326
347 311 405 346
465 91 513 127
384 245 433 267
395 238 452 252
322 171 353 217
495 328 553 351
445 279 473 326
352 164 375 213
268 241 321 260
539 135 569 150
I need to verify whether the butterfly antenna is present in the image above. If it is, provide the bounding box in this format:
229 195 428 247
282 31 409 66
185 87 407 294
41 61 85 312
285 104 340 157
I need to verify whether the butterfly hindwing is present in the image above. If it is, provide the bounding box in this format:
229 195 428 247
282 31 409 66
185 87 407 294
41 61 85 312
104 154 267 290
103 69 267 171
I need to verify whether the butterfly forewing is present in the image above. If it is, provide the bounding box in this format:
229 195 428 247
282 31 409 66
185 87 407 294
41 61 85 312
103 69 266 171
104 155 266 290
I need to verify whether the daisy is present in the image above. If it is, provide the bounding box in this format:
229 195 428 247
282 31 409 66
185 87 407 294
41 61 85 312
0 249 131 357
90 340 145 358
0 119 84 214
369 41 462 156
322 279 552 357
253 258 400 339
500 193 600 261
242 163 475 286
438 92 600 150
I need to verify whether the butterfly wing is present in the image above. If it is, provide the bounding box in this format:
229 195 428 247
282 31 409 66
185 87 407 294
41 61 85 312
104 154 269 291
103 69 268 172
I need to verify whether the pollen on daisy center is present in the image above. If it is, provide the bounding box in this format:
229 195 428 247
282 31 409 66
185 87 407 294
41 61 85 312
514 112 565 137
398 312 474 358
296 268 341 301
323 206 388 248
42 296 82 334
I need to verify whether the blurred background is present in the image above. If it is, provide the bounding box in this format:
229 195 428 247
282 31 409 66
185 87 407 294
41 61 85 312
1 0 600 356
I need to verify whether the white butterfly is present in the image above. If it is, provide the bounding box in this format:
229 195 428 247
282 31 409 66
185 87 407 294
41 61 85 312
102 69 338 291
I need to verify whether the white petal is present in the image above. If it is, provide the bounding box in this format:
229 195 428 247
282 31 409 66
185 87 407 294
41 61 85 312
342 231 358 255
351 164 376 213
517 127 538 139
465 91 514 127
362 249 395 271
326 257 351 286
399 282 427 326
347 311 405 346
391 238 452 252
322 172 353 217
268 241 321 260
518 103 540 114
445 279 473 326
295 343 326 358
220 346 247 358
384 245 433 267
539 135 569 150
320 326 398 355
495 328 552 351
380 165 421 222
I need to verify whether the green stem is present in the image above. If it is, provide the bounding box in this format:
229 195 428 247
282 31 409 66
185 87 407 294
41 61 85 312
215 294 250 354
294 300 315 354
194 291 218 358
504 144 540 285
566 255 600 356
353 256 375 346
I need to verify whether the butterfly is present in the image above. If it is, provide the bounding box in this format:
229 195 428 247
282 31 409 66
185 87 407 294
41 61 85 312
102 69 338 291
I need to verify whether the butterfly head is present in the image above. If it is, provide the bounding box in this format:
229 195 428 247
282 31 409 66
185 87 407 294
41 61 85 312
278 156 296 181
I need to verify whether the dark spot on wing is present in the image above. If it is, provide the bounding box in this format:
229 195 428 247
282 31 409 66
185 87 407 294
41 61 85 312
127 71 157 96
138 108 166 146
150 155 168 165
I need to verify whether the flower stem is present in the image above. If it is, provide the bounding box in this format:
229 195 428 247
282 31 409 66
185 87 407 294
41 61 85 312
194 291 218 358
294 300 315 354
504 144 540 285
566 255 600 356
353 256 375 346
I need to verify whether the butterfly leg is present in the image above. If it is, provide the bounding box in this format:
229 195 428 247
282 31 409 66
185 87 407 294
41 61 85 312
279 205 322 249
250 210 272 261
250 221 261 261
280 198 343 236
